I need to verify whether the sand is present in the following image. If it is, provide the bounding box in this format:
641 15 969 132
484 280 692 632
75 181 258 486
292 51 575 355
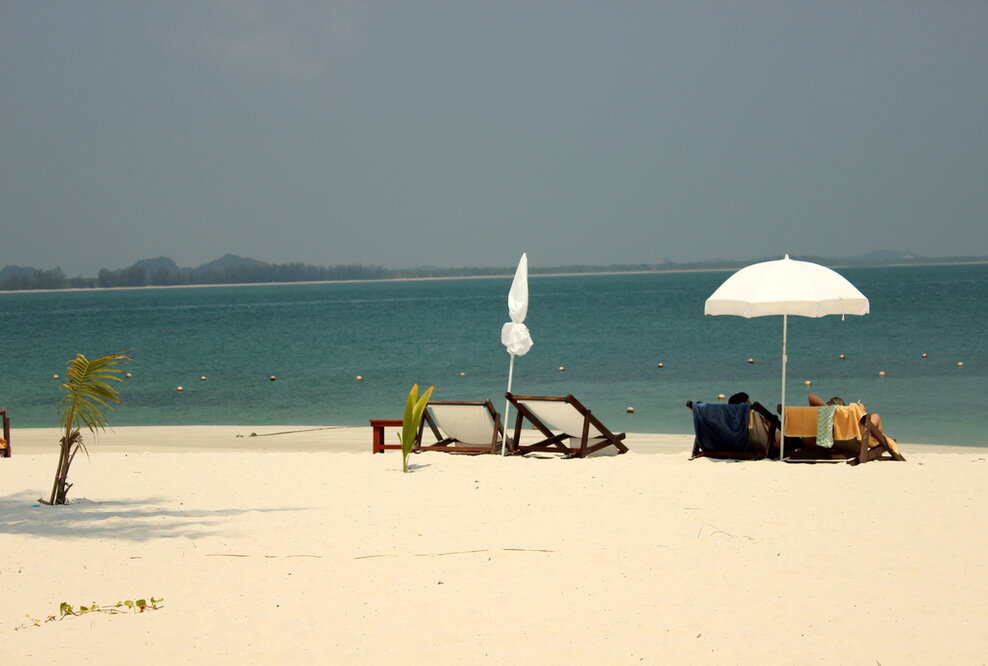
1 427 986 664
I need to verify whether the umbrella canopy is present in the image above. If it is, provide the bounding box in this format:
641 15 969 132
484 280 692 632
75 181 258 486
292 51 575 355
705 255 869 318
704 255 869 458
501 253 533 454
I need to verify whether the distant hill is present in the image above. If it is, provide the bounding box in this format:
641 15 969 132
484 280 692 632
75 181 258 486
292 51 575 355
845 249 919 263
196 254 266 272
133 256 181 273
2 251 986 292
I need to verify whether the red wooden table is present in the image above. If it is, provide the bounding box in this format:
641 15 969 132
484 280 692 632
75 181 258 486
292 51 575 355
369 419 403 453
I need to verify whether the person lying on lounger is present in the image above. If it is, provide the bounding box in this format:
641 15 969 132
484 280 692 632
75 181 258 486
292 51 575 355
684 391 753 409
686 392 781 454
806 393 901 456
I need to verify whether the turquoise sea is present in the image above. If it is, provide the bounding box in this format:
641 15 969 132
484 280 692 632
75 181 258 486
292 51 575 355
1 264 985 446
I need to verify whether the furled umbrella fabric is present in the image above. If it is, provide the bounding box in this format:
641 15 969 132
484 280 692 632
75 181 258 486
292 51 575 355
501 254 532 355
501 253 533 454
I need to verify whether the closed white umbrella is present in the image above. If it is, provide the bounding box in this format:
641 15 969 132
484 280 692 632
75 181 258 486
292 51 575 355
704 255 869 458
501 253 533 454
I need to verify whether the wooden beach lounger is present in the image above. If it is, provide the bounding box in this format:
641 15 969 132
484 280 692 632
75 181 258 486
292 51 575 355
689 401 779 460
0 408 9 458
504 393 628 458
783 405 905 464
415 399 503 455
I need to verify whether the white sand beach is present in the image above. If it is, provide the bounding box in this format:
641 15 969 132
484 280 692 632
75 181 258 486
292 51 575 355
1 427 986 664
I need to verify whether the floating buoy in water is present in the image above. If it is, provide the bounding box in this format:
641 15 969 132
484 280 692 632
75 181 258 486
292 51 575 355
717 393 726 400
656 362 664 368
804 380 812 386
957 361 964 367
921 353 928 359
839 354 846 360
52 374 59 379
269 375 277 381
176 386 184 392
747 358 754 364
200 376 207 381
558 366 566 372
626 406 635 413
458 372 466 376
355 375 363 381
878 371 886 377
126 372 133 378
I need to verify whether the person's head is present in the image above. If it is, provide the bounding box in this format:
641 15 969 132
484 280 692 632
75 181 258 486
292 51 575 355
826 396 845 406
728 392 750 405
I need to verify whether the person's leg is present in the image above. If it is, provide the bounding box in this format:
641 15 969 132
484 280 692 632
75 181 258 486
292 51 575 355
867 412 901 455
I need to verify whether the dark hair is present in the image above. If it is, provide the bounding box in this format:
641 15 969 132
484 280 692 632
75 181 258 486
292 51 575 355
728 392 750 405
826 396 845 406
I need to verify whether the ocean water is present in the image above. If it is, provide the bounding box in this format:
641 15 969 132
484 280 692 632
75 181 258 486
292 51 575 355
1 264 985 446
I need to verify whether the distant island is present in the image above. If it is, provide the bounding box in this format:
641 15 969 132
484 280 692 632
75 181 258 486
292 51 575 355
1 250 985 292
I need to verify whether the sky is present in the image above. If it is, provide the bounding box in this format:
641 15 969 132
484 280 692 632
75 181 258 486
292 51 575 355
2 1 987 276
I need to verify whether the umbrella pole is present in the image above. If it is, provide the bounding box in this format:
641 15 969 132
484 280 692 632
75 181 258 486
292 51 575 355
780 314 788 460
502 353 516 456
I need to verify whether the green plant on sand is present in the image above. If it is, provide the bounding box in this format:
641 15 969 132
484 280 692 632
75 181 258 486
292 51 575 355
18 597 163 629
44 353 130 506
401 383 434 473
60 597 164 617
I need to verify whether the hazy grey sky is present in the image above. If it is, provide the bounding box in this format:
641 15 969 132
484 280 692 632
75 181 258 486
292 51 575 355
2 1 986 276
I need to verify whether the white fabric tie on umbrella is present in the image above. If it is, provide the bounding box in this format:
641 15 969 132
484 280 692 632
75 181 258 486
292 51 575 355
501 253 533 454
501 322 533 356
705 255 869 458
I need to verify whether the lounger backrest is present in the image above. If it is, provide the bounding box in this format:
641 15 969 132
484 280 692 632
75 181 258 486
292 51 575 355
429 404 496 446
748 410 770 448
517 399 605 439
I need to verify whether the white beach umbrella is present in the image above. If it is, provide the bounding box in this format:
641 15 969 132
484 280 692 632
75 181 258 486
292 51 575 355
500 253 533 454
704 254 869 458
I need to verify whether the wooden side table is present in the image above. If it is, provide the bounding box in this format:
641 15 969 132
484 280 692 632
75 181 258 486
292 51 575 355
369 419 404 453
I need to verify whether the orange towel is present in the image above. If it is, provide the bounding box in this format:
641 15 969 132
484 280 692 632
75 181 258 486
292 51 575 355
784 405 865 439
832 404 865 440
783 407 819 437
0 436 6 449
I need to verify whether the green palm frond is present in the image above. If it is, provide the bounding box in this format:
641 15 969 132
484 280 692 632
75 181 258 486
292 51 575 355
400 384 434 473
59 353 130 434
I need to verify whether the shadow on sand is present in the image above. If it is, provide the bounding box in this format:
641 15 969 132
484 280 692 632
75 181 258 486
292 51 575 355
0 491 304 541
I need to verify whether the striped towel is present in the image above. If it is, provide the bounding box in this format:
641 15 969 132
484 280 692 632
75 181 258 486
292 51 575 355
816 405 837 448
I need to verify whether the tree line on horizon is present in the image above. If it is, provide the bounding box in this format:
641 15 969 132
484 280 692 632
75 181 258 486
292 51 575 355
0 251 982 291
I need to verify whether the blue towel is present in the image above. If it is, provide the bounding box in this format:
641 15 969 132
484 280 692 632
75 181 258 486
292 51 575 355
693 402 752 453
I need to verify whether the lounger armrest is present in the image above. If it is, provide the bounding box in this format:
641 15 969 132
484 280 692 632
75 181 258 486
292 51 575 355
0 408 9 458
